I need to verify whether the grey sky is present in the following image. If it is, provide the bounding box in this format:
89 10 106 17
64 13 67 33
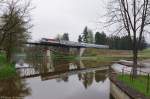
31 0 107 41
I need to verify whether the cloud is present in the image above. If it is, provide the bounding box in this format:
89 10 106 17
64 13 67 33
31 0 106 41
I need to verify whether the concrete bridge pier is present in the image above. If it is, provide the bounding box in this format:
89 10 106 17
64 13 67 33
79 60 85 69
46 49 55 72
78 48 86 57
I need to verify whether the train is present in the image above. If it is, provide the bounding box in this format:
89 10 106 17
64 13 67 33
40 38 109 48
40 38 83 46
40 38 59 44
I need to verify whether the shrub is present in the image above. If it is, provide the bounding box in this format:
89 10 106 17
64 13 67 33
0 64 16 80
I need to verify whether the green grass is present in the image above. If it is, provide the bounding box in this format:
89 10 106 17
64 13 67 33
52 52 78 60
44 48 150 62
0 64 17 80
81 55 133 63
117 75 150 97
81 48 150 62
53 55 77 60
0 53 17 80
97 56 132 62
0 53 6 64
81 56 128 61
139 48 150 58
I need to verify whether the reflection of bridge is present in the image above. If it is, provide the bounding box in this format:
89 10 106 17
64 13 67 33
17 67 109 80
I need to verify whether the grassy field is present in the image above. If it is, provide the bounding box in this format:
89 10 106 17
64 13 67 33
139 48 150 58
117 75 150 97
52 53 77 60
52 48 150 63
81 48 150 62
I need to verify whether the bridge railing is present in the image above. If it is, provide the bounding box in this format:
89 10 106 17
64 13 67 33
59 40 109 48
25 40 109 49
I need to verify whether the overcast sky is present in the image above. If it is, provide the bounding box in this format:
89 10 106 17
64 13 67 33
31 0 107 41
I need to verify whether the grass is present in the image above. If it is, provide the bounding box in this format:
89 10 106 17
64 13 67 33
52 54 77 60
0 52 6 64
117 75 150 97
51 48 150 62
0 52 17 80
0 64 16 80
81 55 132 62
82 49 132 62
82 48 150 62
139 48 150 58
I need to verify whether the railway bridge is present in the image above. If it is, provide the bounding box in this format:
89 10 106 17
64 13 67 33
25 38 109 57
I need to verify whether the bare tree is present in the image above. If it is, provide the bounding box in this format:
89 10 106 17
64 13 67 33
105 0 150 76
0 0 33 62
0 0 33 44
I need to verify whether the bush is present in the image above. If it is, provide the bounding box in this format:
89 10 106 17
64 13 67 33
0 53 6 65
0 64 16 80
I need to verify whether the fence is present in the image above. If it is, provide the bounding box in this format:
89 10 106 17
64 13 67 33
121 68 150 94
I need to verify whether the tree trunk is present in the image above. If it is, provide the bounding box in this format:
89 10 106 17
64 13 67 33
6 48 11 63
133 0 137 77
132 41 138 77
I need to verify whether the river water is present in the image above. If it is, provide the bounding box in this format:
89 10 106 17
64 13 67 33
1 55 114 99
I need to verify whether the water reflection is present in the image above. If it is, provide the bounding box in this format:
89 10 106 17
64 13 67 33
26 60 110 99
0 76 31 98
25 72 110 99
95 70 108 83
78 72 94 89
13 47 111 99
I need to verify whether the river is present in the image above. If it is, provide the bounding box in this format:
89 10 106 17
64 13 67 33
1 54 114 99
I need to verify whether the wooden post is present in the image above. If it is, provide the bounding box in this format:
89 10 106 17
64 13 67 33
147 73 150 93
122 68 124 80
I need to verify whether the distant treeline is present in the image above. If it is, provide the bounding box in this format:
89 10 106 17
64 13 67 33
78 27 147 50
106 35 146 50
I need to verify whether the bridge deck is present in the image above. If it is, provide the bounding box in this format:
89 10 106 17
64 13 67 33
25 41 109 49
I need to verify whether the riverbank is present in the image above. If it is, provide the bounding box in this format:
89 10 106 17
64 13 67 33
110 69 149 99
111 62 150 98
118 75 150 97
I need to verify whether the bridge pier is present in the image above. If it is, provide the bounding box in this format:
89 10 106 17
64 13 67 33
46 49 55 72
79 60 85 68
77 48 86 57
